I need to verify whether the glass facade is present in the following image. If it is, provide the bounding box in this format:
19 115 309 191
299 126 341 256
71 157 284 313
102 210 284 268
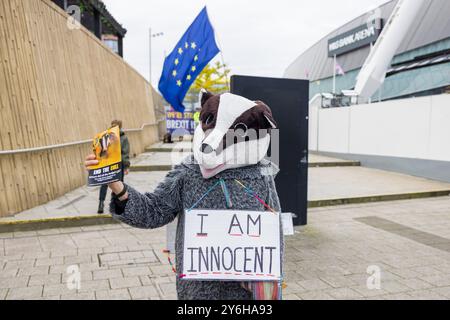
309 38 450 101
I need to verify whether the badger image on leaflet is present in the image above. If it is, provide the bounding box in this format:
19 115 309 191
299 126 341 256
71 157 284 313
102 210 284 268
93 131 118 159
110 90 283 300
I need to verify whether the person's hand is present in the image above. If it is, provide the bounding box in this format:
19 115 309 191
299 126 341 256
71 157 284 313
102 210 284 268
124 169 129 175
85 154 98 169
85 154 128 200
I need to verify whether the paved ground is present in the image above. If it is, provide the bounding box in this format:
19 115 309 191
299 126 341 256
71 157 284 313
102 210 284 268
0 172 166 223
2 144 450 300
283 196 450 300
0 224 176 300
2 196 450 300
308 166 450 201
3 162 450 223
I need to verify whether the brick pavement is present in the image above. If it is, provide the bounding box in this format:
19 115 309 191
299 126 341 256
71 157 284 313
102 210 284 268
2 195 450 300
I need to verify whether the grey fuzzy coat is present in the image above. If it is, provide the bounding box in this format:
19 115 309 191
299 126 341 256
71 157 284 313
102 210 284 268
110 155 283 300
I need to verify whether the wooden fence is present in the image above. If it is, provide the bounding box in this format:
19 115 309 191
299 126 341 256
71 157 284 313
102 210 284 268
0 0 161 216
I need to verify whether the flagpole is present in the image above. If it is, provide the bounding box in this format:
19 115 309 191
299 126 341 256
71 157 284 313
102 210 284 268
149 28 152 85
333 54 337 94
207 7 229 91
220 51 230 91
215 33 229 91
149 29 165 87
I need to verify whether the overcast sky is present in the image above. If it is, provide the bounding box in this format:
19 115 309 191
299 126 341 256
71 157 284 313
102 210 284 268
102 0 389 88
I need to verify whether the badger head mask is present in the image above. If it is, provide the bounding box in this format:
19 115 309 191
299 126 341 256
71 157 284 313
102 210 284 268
193 90 277 179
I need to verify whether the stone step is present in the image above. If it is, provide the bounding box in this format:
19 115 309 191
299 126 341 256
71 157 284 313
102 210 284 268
144 142 193 153
144 147 193 153
130 165 173 172
143 147 360 167
0 215 118 233
130 152 361 172
308 189 450 208
309 161 361 168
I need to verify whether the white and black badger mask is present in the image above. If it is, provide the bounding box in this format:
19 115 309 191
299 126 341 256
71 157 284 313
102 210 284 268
193 90 277 179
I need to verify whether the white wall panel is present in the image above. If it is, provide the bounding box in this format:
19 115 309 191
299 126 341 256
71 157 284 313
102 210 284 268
317 107 350 153
349 96 431 158
428 94 450 161
312 94 450 162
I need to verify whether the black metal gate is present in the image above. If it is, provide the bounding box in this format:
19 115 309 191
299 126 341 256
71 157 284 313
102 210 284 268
231 75 309 226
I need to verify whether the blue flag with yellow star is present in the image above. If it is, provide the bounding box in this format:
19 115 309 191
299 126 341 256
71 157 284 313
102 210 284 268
158 7 220 112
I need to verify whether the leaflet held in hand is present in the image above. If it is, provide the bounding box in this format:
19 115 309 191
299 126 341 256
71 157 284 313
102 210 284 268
87 126 122 186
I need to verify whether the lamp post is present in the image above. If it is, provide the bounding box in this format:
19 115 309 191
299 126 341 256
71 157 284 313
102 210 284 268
149 28 164 85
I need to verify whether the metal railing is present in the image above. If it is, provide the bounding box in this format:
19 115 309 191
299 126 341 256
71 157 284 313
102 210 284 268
0 121 163 156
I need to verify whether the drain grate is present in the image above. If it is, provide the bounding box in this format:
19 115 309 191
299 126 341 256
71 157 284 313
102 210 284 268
98 249 161 268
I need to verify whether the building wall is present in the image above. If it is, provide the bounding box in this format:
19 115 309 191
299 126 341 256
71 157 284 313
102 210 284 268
0 0 160 216
311 94 450 182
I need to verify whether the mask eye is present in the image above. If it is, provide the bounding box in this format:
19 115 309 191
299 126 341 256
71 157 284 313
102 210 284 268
234 123 248 137
205 114 214 125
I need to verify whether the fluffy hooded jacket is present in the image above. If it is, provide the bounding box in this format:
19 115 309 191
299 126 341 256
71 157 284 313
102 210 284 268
110 155 283 300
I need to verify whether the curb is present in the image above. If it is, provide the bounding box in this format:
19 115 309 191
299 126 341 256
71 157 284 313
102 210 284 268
0 215 118 233
308 190 450 208
309 161 361 168
130 165 173 172
1 190 449 233
144 148 193 153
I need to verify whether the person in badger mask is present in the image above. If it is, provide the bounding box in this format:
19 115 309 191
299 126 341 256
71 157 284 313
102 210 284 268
85 91 283 300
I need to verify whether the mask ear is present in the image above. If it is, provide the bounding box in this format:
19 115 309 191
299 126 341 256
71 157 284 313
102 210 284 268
263 112 277 129
199 89 214 107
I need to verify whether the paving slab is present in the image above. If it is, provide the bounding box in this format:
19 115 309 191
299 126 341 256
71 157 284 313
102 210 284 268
1 196 450 299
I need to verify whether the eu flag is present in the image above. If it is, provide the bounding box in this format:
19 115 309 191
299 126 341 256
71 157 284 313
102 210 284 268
158 7 220 112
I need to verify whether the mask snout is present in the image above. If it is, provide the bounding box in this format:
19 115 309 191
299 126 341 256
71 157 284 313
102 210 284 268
201 143 214 154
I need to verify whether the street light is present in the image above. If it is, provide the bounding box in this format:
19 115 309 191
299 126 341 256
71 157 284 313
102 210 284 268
149 28 164 86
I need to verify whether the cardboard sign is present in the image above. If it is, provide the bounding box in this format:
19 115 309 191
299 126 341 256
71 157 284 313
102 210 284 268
182 209 281 281
87 126 122 186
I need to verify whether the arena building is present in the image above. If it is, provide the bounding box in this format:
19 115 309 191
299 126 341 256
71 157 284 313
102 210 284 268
284 0 450 102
